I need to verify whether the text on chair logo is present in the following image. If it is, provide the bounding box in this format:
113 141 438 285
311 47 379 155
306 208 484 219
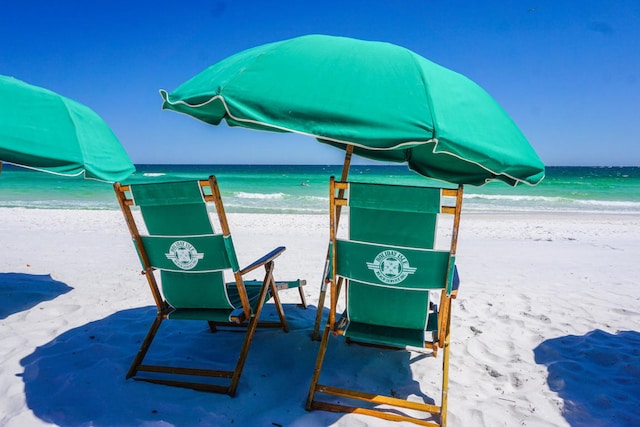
366 250 416 284
165 240 204 270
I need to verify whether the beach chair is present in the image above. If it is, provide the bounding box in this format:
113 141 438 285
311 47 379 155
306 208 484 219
114 176 306 396
306 178 463 426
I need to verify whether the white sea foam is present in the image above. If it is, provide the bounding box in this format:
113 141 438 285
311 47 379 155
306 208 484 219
224 203 322 214
302 195 328 202
572 199 640 208
464 194 640 211
465 194 563 202
234 192 285 200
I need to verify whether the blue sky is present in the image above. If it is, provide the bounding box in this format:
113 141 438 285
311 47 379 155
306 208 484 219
2 1 639 166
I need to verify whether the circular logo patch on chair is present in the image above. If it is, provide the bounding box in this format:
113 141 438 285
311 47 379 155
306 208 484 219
366 250 417 284
165 240 204 270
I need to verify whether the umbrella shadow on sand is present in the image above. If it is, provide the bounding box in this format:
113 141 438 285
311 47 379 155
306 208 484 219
0 273 72 319
534 329 640 427
19 304 436 426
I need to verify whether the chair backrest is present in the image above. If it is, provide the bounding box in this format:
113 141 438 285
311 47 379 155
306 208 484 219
115 177 250 314
330 178 462 333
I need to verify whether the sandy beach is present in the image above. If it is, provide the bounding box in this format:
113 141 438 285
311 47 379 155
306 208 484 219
1 207 639 426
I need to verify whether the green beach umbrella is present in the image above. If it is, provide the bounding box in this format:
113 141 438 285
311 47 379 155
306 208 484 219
160 34 544 186
0 75 135 182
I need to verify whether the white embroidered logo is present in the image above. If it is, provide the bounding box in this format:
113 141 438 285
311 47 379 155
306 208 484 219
366 250 416 284
165 240 204 270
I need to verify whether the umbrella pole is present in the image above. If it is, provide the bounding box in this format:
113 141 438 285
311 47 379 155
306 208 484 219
311 145 353 341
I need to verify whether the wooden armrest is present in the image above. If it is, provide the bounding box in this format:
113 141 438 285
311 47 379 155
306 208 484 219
275 279 306 290
238 246 286 275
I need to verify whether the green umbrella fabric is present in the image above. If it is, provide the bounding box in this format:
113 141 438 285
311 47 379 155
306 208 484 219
161 34 544 186
0 75 135 182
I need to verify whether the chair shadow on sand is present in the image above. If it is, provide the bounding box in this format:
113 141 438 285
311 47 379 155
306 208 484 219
0 273 72 319
19 304 433 426
534 329 640 427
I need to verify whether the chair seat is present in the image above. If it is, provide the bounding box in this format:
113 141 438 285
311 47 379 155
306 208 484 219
343 311 438 349
169 278 308 322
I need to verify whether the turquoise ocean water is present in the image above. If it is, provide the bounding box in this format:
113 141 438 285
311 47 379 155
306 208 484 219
0 164 638 214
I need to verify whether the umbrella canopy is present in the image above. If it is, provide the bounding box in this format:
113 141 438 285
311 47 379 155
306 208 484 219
161 34 544 186
0 75 135 182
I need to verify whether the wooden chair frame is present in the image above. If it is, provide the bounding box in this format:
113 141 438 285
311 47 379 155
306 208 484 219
306 177 463 426
114 176 301 396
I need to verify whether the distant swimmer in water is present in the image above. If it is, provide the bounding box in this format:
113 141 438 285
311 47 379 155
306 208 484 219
300 182 309 186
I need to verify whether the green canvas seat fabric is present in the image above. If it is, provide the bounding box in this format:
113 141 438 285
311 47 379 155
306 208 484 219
348 182 440 247
130 180 239 313
307 178 463 426
337 182 455 346
311 175 442 340
336 240 451 341
115 176 305 396
341 321 429 349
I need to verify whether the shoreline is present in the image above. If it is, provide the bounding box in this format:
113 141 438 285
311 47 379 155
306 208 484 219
2 205 640 215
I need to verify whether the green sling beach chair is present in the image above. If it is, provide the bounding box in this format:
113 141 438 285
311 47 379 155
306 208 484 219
114 176 305 396
306 178 463 426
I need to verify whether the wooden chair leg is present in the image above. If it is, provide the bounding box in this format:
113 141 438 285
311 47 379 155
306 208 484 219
306 323 332 410
229 313 260 396
312 255 332 340
127 313 164 379
298 285 308 308
440 306 453 426
311 285 328 341
229 261 276 397
269 275 288 333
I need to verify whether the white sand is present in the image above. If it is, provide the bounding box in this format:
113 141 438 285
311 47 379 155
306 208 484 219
1 208 639 426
